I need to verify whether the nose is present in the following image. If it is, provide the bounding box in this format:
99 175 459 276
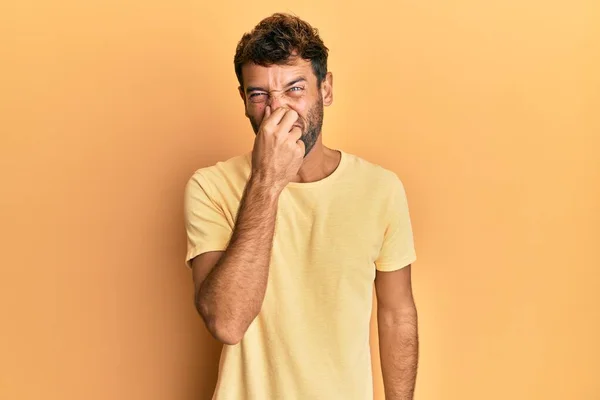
267 92 288 110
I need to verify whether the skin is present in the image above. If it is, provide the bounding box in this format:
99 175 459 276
192 105 302 345
238 56 339 184
376 265 419 399
191 54 418 398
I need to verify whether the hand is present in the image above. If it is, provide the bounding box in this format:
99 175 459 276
250 106 305 192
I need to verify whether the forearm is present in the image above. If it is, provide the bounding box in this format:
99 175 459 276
378 306 419 400
197 175 280 344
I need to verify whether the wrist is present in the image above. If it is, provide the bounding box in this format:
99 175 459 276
248 173 283 200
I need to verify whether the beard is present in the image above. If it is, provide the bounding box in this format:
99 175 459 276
249 95 324 158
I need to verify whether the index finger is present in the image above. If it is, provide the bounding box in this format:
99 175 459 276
264 107 290 126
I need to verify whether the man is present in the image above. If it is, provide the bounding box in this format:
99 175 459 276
184 13 418 400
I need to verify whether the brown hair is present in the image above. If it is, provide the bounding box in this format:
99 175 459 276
234 13 329 88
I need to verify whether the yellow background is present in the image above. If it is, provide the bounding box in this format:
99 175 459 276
1 1 599 399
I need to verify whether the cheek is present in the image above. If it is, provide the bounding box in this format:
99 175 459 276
249 103 267 113
246 103 265 119
285 98 308 115
291 102 309 121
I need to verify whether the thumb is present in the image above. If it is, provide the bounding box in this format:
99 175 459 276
296 138 306 156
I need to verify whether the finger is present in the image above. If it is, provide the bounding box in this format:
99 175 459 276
278 109 299 131
259 105 274 131
296 138 306 156
289 126 302 142
265 107 289 126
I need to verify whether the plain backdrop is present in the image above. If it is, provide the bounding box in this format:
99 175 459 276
1 0 599 399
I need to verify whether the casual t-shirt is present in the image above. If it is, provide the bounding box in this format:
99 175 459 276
184 149 417 400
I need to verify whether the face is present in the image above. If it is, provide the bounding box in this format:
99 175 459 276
239 57 333 157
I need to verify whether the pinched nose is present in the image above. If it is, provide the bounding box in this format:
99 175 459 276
268 95 286 110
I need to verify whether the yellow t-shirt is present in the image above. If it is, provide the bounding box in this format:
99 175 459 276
184 149 417 400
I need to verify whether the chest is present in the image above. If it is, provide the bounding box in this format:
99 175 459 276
269 191 386 288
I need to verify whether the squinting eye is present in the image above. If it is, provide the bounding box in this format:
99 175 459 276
289 87 304 92
249 93 268 103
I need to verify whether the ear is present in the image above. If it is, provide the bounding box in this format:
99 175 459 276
321 72 333 107
238 86 249 117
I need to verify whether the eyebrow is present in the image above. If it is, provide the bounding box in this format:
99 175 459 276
245 76 307 94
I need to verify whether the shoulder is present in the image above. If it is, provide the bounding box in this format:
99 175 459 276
341 150 403 187
187 152 252 190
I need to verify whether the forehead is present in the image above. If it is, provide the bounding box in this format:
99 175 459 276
241 58 315 88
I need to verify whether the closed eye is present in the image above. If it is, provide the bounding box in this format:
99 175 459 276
249 92 267 98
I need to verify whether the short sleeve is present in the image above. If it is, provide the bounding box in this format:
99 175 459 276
374 174 417 272
184 171 233 268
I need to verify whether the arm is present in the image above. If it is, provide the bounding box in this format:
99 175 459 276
375 264 419 400
193 176 280 345
190 106 304 345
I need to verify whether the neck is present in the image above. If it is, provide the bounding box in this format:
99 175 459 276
290 135 341 183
